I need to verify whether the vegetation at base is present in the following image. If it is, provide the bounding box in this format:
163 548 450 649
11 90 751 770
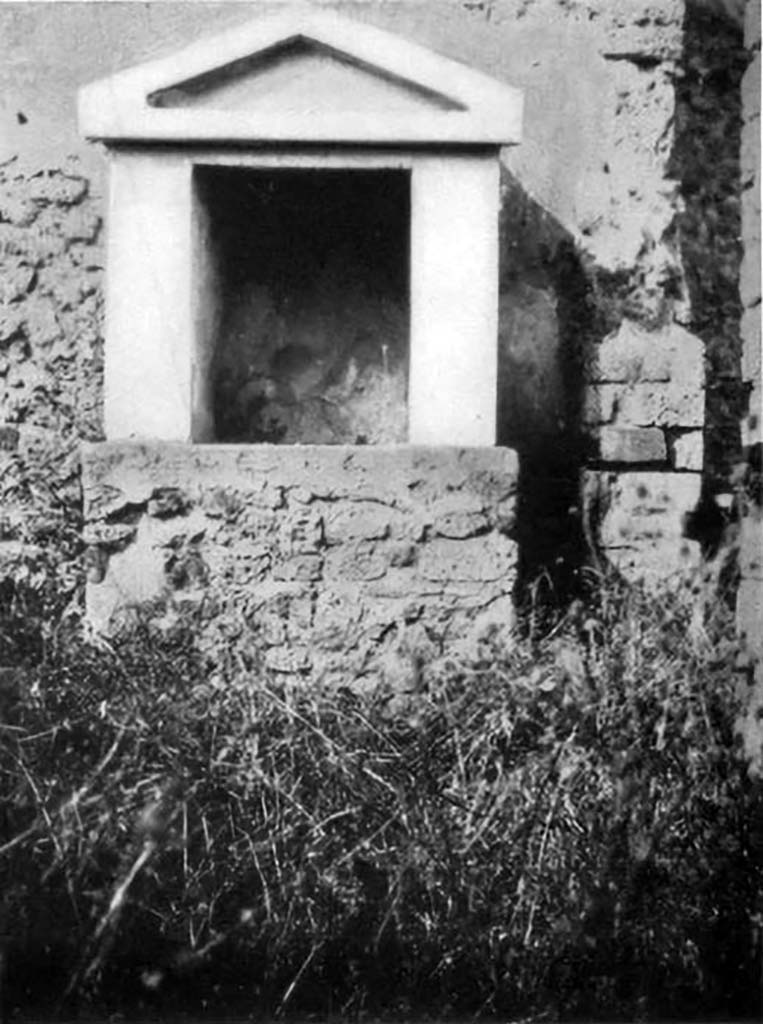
0 562 761 1021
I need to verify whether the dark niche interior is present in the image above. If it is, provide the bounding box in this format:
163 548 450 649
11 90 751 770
194 165 410 444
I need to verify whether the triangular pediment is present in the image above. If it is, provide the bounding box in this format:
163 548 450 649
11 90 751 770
79 11 522 146
148 37 465 116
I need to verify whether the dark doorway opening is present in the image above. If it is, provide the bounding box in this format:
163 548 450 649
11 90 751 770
193 165 410 444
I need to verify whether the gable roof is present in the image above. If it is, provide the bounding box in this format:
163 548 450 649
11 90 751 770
78 10 523 146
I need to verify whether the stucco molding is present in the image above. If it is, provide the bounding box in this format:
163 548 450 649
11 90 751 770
78 10 523 146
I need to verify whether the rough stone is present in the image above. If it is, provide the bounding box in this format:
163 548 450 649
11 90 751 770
0 263 35 304
272 553 324 582
26 172 87 206
82 442 519 679
323 503 393 545
418 534 517 583
81 521 138 546
0 192 37 228
323 541 387 582
598 425 667 463
583 469 702 581
24 302 61 349
586 380 705 428
591 320 705 390
428 492 490 539
671 430 704 470
591 320 701 384
584 322 705 434
0 305 25 343
278 510 324 555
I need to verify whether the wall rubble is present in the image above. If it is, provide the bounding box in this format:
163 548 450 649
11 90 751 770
0 158 103 581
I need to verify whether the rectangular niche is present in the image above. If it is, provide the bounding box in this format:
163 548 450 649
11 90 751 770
192 165 411 444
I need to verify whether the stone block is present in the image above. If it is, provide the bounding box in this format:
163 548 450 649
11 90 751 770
624 381 704 428
462 595 516 659
272 553 323 582
313 586 364 650
364 568 425 601
60 206 101 244
671 430 704 471
85 519 170 633
82 521 137 546
24 303 62 350
587 381 704 428
0 263 35 304
0 305 25 343
428 492 489 539
418 534 517 583
583 470 702 582
27 172 88 207
591 321 704 389
278 510 324 554
147 487 191 518
217 540 271 586
604 538 702 582
0 193 37 228
583 385 618 425
323 503 393 545
259 612 286 647
323 540 387 582
386 541 418 568
598 425 667 463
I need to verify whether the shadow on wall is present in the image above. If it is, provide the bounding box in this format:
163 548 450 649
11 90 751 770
497 168 595 599
668 1 748 522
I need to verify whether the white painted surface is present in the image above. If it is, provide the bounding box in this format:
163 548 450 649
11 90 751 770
78 9 522 146
103 147 503 444
409 155 499 446
158 47 461 115
105 154 193 440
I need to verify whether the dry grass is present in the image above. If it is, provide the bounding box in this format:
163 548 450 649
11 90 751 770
0 568 760 1020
